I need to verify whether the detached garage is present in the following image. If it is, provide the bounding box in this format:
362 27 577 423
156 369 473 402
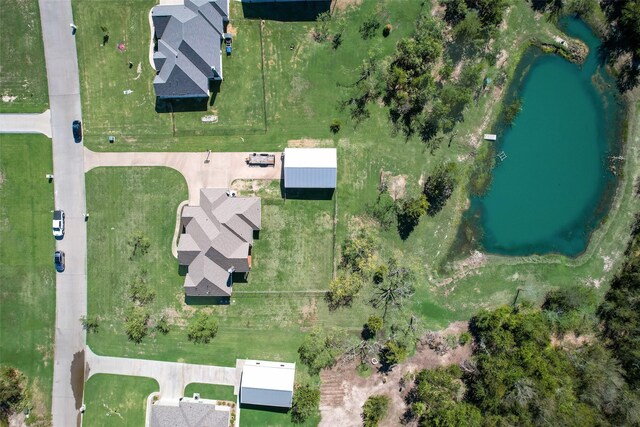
283 148 337 189
240 360 296 408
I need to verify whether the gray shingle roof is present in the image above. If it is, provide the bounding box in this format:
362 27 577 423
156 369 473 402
149 399 231 427
152 0 228 98
178 189 261 297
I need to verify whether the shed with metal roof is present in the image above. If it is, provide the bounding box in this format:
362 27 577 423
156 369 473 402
240 360 295 408
283 148 337 189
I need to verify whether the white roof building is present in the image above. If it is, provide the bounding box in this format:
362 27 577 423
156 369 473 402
240 360 295 408
283 148 337 189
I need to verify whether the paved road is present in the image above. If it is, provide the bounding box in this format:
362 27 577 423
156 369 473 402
84 148 282 204
85 347 238 402
37 1 87 426
0 110 52 137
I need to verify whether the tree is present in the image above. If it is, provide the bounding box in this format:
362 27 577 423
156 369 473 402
291 384 320 424
0 366 26 420
371 262 415 317
465 0 509 30
423 163 457 216
360 16 381 40
441 0 469 25
363 315 384 340
298 328 345 374
128 275 156 306
340 229 377 274
453 10 484 48
380 339 407 369
326 273 363 309
154 314 170 335
313 11 331 42
362 395 390 426
396 195 428 239
187 313 219 344
127 231 150 260
125 307 149 343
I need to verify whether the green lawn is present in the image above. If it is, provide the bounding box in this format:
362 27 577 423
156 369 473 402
184 383 235 401
0 134 55 423
73 0 266 150
82 375 158 427
80 0 640 357
0 0 49 113
240 405 319 427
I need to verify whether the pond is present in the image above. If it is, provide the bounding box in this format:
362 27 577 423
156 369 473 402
470 17 623 257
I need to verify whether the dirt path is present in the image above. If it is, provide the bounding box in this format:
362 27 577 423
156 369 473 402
319 322 471 426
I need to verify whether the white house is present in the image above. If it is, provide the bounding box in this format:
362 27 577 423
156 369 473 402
240 360 295 408
283 148 337 189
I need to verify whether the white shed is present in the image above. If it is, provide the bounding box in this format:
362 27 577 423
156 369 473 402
283 148 337 189
240 360 296 408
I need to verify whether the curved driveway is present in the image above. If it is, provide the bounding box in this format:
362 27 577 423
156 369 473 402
84 347 238 402
84 148 282 204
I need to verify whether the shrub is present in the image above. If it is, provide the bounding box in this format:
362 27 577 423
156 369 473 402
332 32 342 50
125 307 149 343
291 384 320 424
458 332 471 345
0 366 27 419
187 313 219 344
329 119 341 133
80 315 100 333
372 264 388 284
127 231 150 260
503 98 522 125
382 24 392 37
155 315 170 335
362 395 390 426
423 162 457 216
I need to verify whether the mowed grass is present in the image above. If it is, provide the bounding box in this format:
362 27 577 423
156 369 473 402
0 0 49 113
183 383 235 401
73 0 266 149
85 168 355 371
0 135 55 420
80 0 640 354
82 375 158 427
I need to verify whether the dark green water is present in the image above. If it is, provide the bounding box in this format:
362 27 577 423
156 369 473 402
471 18 622 257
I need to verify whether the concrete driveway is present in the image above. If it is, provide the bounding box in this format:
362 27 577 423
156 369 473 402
84 347 238 402
84 148 282 204
0 110 52 137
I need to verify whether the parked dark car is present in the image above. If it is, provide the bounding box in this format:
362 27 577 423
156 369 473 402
54 250 65 272
72 120 82 142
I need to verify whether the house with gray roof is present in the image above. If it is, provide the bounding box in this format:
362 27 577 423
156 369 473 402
178 189 261 298
152 0 229 101
149 395 232 427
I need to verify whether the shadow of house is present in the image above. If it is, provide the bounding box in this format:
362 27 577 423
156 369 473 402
241 0 332 21
177 189 261 302
152 0 229 113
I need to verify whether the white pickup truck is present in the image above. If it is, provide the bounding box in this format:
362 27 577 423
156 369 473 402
53 210 65 237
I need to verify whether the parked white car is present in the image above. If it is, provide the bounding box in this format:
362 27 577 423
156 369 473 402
53 210 65 237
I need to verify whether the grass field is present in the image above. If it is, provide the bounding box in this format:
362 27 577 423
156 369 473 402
0 134 55 422
0 0 48 113
78 1 640 425
79 0 640 360
82 375 158 427
183 383 235 401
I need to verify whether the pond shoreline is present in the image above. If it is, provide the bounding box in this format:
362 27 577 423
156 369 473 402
457 17 626 260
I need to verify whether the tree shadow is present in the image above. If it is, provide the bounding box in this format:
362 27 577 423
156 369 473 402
241 1 331 21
